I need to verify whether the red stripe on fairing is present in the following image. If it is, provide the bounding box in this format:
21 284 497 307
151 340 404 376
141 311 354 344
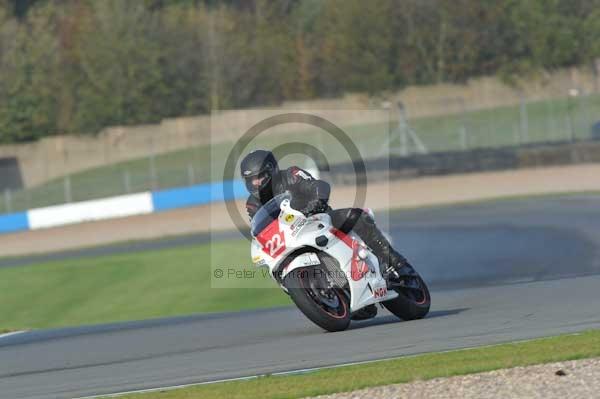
330 228 353 248
330 228 369 281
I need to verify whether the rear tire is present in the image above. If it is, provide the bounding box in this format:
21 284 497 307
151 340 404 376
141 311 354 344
284 267 351 332
383 275 431 320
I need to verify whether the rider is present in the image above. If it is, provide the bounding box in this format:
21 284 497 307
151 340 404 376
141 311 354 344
240 149 413 276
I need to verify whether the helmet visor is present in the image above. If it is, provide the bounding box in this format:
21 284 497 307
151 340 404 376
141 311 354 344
244 170 272 194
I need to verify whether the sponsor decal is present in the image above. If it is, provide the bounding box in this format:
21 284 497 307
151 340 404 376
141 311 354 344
373 286 388 299
296 253 320 266
290 218 307 236
292 168 312 180
252 255 266 266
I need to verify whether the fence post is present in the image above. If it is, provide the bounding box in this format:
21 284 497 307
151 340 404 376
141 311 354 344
566 114 575 142
459 126 468 150
567 90 578 142
25 187 31 210
64 176 72 203
4 189 11 213
149 155 157 190
513 123 521 145
123 170 131 194
187 164 196 186
399 130 407 156
519 96 529 143
581 93 592 140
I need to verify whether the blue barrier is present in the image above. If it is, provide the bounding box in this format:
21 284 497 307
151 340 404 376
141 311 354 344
0 212 29 234
152 180 247 212
0 180 248 235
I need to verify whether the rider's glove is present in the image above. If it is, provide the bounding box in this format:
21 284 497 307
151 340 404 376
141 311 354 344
302 199 328 216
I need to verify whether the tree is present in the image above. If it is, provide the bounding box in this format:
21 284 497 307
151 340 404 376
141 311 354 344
0 2 60 142
0 0 598 143
158 3 211 115
68 0 168 133
581 0 600 64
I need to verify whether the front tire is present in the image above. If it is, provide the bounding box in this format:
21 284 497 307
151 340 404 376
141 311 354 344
284 267 351 332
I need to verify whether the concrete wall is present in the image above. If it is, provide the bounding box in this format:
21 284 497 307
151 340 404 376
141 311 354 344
1 66 598 189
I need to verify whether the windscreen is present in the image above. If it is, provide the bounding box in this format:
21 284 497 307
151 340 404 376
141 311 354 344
250 193 291 237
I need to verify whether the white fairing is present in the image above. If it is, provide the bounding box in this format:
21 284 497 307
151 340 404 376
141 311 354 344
251 194 398 313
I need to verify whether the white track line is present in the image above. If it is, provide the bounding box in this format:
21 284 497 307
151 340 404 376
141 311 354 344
0 330 27 340
73 363 372 399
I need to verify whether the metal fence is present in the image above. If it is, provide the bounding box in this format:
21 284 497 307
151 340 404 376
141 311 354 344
1 92 599 215
385 92 600 156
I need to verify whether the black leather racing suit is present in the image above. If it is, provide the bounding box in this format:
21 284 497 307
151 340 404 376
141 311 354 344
245 166 407 269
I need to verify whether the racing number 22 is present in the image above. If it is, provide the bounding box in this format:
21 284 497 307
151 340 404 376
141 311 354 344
265 231 285 257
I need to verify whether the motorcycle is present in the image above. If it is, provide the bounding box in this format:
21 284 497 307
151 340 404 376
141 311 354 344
250 192 431 332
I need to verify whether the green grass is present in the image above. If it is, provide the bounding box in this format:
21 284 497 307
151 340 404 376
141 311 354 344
105 329 600 399
1 93 598 214
0 240 291 330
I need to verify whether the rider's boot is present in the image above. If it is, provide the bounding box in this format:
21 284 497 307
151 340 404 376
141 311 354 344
353 213 416 279
368 230 416 279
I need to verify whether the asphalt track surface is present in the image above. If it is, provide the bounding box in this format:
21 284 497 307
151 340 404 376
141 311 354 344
2 195 600 399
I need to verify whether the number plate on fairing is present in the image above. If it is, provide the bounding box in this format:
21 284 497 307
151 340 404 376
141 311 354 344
256 220 286 258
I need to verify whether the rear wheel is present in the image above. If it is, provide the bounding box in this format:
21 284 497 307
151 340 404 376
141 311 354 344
284 266 351 332
383 264 431 320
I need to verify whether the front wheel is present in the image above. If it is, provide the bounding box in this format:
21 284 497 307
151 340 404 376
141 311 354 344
284 267 351 332
383 270 431 321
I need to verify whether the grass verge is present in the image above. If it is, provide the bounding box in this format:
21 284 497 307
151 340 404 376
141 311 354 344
0 239 290 330
107 329 600 399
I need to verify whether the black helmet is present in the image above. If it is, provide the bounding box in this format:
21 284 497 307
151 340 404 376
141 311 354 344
240 150 279 196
